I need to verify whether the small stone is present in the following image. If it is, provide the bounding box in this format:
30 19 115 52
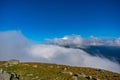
35 76 39 79
96 78 100 80
72 76 78 80
48 66 53 68
33 65 38 68
74 73 86 77
0 69 3 73
86 76 92 79
97 69 105 73
32 76 39 79
54 77 59 80
57 66 60 68
27 74 33 77
22 64 30 66
64 67 67 71
62 71 73 75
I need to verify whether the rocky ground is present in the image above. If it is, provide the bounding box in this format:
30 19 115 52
0 60 120 80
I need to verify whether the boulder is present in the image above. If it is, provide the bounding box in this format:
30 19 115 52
4 59 19 66
0 69 11 80
8 59 19 65
0 69 19 80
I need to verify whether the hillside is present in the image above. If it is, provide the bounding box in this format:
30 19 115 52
0 60 120 80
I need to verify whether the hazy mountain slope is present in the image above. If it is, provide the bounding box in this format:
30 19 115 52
63 45 120 63
82 46 120 63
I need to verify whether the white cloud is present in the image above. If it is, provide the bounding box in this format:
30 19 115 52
46 35 83 47
28 44 60 59
0 30 31 61
46 35 120 47
115 37 120 46
0 30 120 73
82 36 99 46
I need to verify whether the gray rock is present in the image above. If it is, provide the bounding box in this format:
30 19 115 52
10 72 20 80
94 78 100 80
74 73 86 77
0 70 11 80
72 76 78 80
72 73 86 80
0 69 3 73
97 69 105 73
86 76 92 79
0 69 19 80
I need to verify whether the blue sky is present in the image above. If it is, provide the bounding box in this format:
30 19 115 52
0 0 120 41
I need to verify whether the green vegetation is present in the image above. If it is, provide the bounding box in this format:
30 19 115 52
0 61 120 80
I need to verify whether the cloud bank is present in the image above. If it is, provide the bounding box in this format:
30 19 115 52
0 30 120 73
46 35 120 47
28 44 120 73
0 31 31 61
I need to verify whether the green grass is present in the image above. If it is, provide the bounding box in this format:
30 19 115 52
0 61 120 80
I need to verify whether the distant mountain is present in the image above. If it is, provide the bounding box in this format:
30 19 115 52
83 46 120 63
63 45 120 63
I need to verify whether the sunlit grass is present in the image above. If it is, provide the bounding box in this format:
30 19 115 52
0 61 120 80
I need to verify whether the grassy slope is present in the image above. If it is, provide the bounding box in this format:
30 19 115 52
0 61 120 80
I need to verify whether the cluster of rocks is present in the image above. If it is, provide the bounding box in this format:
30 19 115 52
61 67 105 80
0 69 20 80
72 73 100 80
62 71 100 80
